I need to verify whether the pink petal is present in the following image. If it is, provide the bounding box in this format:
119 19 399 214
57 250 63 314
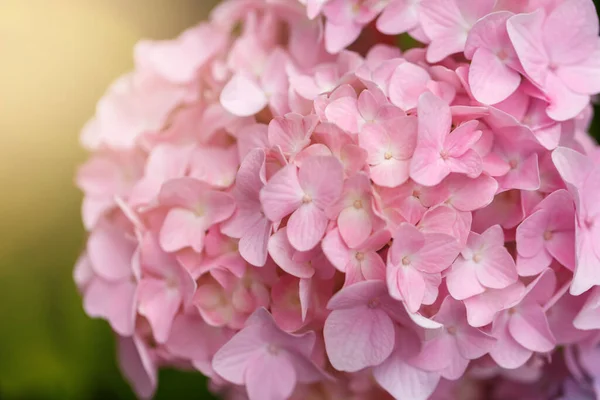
220 74 268 117
470 47 520 104
137 278 182 343
387 264 426 313
444 121 481 158
464 283 526 327
371 158 412 187
287 204 329 251
545 72 590 121
476 246 518 289
87 224 136 281
298 156 344 209
325 97 360 133
490 315 532 369
506 10 548 85
160 208 207 253
260 164 303 222
410 148 451 186
212 324 268 385
447 258 486 300
389 62 431 110
324 307 395 372
84 278 137 336
325 21 362 54
516 209 547 258
238 217 272 267
118 336 157 400
414 233 461 273
245 352 297 400
337 206 372 249
268 228 315 279
508 305 556 352
321 228 351 272
542 0 598 65
455 327 496 360
374 351 440 400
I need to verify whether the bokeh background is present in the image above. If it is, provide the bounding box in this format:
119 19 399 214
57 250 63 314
0 1 599 399
0 1 217 399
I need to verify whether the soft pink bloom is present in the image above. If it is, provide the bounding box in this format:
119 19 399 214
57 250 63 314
268 227 336 280
410 296 496 380
419 0 496 62
574 287 600 331
137 235 196 343
552 147 600 295
507 0 600 120
359 117 418 187
387 223 461 312
221 149 272 267
322 228 389 287
489 270 557 369
76 149 145 229
323 280 404 372
135 23 227 84
322 0 385 53
411 93 482 186
83 219 138 336
447 225 518 300
516 189 576 275
373 327 441 400
158 177 235 253
464 11 522 105
463 281 526 327
377 0 421 36
212 308 326 400
327 172 384 247
118 333 158 400
260 156 344 251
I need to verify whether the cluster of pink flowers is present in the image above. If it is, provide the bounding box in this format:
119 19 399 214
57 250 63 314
75 0 600 399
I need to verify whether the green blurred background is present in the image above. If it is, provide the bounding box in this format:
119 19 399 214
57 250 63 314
0 1 599 399
0 1 217 398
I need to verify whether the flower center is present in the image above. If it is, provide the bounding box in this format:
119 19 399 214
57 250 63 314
267 343 280 355
353 199 363 209
367 298 380 309
302 194 313 204
384 152 393 160
402 256 411 266
440 150 449 160
509 159 519 169
472 253 482 263
447 326 457 335
355 252 365 261
543 230 553 241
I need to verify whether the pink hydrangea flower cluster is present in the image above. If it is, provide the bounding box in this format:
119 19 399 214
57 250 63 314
75 0 600 399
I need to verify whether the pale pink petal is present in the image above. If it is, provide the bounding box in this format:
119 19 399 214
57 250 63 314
338 207 372 249
389 63 431 111
324 307 395 372
220 74 268 117
447 258 486 300
508 305 555 352
238 217 271 267
507 10 549 85
260 164 303 222
118 336 157 400
387 265 426 313
137 278 182 343
245 352 296 400
476 246 518 289
374 350 441 400
84 278 137 336
160 208 207 253
490 316 532 369
287 204 329 251
298 156 344 209
414 233 460 273
325 97 360 133
325 21 362 54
